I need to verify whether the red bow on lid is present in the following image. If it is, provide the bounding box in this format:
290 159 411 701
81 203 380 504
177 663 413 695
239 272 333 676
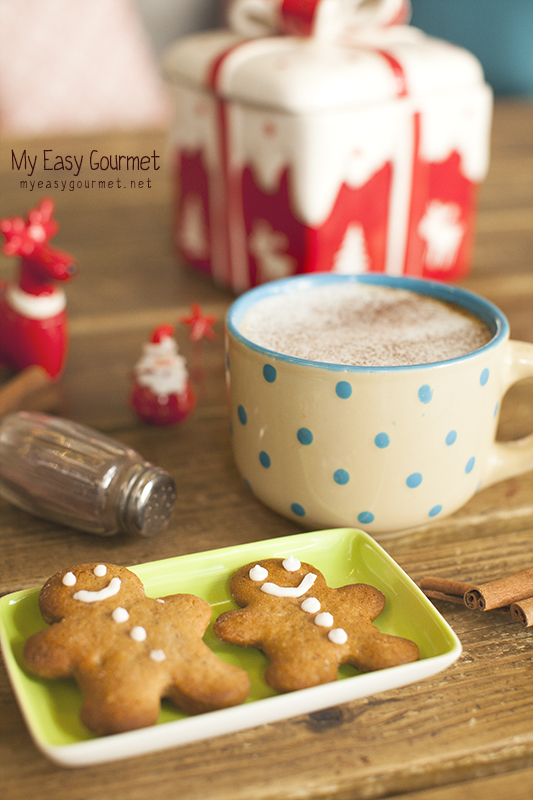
226 0 411 40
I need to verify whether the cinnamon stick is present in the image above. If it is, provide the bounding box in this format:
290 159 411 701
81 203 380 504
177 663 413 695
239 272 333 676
463 568 533 611
419 577 474 598
0 366 52 417
510 596 533 628
420 589 468 605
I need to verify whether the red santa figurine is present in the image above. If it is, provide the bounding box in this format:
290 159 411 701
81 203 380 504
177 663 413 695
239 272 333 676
130 324 195 425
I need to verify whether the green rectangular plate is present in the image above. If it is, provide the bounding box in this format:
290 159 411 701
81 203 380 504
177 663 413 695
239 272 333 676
0 528 461 767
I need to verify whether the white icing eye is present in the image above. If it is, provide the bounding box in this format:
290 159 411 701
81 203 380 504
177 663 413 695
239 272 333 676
150 649 167 662
314 612 334 627
249 564 268 581
62 571 76 587
282 556 301 572
301 597 321 613
328 628 348 644
112 607 129 623
130 626 147 642
94 564 107 577
156 598 165 603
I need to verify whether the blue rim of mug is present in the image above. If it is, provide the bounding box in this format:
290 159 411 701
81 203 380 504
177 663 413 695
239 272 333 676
226 273 509 373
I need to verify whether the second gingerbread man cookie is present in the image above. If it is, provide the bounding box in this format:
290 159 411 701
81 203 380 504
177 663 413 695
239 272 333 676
214 556 419 692
24 563 250 735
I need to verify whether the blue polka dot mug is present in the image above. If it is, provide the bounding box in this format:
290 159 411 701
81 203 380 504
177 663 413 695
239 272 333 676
226 274 533 533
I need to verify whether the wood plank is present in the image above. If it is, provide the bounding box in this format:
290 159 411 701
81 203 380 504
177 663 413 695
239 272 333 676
0 99 532 800
387 768 533 800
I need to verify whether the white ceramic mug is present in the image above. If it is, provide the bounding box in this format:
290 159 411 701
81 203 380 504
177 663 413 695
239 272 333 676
225 274 533 533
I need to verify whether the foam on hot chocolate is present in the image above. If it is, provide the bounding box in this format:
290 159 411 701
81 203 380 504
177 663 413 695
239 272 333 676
239 283 492 367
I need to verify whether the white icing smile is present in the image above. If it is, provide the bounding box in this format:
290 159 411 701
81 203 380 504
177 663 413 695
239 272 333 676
261 572 316 597
73 577 121 603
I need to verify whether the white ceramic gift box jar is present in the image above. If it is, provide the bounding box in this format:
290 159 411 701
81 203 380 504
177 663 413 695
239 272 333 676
164 0 492 293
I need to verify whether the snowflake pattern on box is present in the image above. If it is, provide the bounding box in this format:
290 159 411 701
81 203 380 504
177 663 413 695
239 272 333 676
249 220 296 282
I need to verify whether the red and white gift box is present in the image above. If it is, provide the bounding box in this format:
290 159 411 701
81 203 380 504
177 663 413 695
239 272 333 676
164 0 492 292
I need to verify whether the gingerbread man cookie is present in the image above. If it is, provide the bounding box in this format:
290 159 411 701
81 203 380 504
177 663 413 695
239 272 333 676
24 563 250 735
214 557 419 693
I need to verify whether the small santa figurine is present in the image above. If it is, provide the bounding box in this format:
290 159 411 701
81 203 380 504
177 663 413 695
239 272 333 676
130 324 195 425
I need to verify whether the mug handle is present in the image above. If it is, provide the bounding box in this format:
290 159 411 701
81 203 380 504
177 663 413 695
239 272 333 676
481 340 533 488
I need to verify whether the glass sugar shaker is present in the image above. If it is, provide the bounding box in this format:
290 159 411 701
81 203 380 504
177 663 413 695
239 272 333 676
0 411 177 537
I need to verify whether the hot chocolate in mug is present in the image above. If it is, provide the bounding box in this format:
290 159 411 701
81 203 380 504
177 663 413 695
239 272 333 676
225 274 533 533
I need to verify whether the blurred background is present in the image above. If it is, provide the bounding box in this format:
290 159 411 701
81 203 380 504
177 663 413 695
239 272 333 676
0 0 530 138
409 0 533 97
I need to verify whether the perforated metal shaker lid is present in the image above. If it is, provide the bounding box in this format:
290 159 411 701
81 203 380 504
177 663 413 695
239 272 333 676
118 463 177 537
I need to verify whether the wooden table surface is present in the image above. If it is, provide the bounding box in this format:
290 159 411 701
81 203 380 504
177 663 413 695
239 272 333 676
1 99 532 800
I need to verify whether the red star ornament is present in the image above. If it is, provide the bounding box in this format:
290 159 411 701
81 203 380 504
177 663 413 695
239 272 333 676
180 304 217 342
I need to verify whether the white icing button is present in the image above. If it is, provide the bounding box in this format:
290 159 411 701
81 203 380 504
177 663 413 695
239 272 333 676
282 555 301 572
150 649 167 662
249 564 268 581
156 598 165 603
314 612 334 627
301 597 321 613
112 607 129 623
130 626 147 642
62 571 76 586
94 564 107 577
328 628 348 645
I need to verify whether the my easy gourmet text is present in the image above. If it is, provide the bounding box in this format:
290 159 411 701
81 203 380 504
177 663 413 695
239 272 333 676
11 148 161 192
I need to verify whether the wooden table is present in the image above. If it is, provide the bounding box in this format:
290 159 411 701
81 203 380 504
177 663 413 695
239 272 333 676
1 99 532 800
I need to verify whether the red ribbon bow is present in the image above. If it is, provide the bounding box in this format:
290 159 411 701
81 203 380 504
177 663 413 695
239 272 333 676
226 0 411 40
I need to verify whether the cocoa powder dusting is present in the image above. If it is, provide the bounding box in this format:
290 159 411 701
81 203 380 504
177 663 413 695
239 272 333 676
239 285 492 367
